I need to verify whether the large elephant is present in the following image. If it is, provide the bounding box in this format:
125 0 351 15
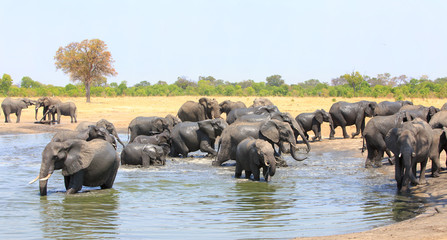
329 101 378 139
363 112 406 168
235 138 276 181
177 97 221 122
441 102 447 111
128 114 180 143
295 109 334 141
35 97 61 121
226 105 279 124
428 111 447 129
399 105 439 123
121 143 166 167
51 125 117 148
219 100 247 116
250 97 274 108
385 119 438 192
213 119 307 166
133 130 171 155
76 119 125 147
46 102 77 123
374 101 413 116
170 118 228 157
30 139 119 196
430 128 447 177
1 97 35 123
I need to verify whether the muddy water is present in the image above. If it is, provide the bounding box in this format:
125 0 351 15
0 133 424 239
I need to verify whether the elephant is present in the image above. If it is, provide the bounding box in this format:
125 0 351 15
213 119 308 166
441 102 447 111
399 105 439 123
219 100 247 116
76 119 125 147
170 118 228 157
329 101 378 139
363 112 407 168
35 97 61 121
428 111 447 129
46 102 77 123
226 105 279 124
250 97 275 108
121 143 166 167
430 127 447 177
374 101 413 116
177 97 221 122
295 109 334 141
128 114 180 143
385 119 438 192
30 139 119 196
235 137 276 181
1 97 35 123
133 130 171 155
52 125 117 148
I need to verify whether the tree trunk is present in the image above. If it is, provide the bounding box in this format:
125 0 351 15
85 82 91 103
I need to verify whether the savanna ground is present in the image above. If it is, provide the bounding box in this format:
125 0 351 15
1 96 447 239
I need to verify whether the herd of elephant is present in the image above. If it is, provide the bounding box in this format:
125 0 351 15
27 96 447 195
1 97 77 123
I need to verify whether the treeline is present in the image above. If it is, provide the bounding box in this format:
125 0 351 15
2 73 447 100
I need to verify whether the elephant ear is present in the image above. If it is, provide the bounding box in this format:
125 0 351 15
385 128 401 156
198 120 216 139
315 111 323 124
260 120 280 143
62 140 96 176
199 97 208 109
254 140 269 166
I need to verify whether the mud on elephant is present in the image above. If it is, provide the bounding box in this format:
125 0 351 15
30 139 119 196
128 114 180 143
177 97 221 122
121 143 166 167
76 119 125 147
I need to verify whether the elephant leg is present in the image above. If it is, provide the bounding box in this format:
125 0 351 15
252 168 260 181
101 156 119 189
142 153 151 167
235 162 242 178
312 124 321 141
66 171 84 194
199 140 217 156
245 170 252 179
418 160 428 185
395 156 403 191
352 118 364 138
16 110 22 123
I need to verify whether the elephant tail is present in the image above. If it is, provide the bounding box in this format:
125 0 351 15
361 135 366 154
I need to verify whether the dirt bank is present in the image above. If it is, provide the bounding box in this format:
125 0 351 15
1 96 446 239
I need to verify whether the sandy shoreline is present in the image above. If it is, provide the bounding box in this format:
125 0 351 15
1 96 447 239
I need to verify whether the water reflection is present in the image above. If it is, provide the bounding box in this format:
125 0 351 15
39 190 119 239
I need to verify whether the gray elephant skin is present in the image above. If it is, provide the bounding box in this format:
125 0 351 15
76 119 125 147
219 100 247 116
430 127 447 177
133 130 171 155
363 112 406 168
31 139 119 196
214 119 307 166
128 114 180 143
47 102 77 123
329 101 378 139
441 102 447 111
35 97 61 121
374 101 413 116
429 111 447 129
385 119 439 192
250 97 274 108
295 109 334 141
1 97 35 123
121 143 166 167
52 125 117 148
235 138 276 181
177 97 221 122
226 105 279 124
399 105 439 123
170 118 228 157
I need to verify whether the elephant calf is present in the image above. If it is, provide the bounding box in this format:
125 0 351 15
47 102 77 123
121 143 166 167
295 109 334 141
235 138 276 181
133 130 171 156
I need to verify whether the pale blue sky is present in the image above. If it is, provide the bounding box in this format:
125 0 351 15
1 0 446 86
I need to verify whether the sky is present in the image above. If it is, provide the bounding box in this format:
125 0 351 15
1 0 447 87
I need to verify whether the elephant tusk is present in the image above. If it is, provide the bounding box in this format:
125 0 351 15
28 175 40 184
39 173 52 181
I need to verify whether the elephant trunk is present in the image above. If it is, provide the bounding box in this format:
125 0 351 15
112 129 125 147
38 159 54 196
35 106 40 120
290 142 307 161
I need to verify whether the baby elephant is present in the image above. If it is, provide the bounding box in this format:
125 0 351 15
235 138 277 181
121 143 166 167
295 109 334 141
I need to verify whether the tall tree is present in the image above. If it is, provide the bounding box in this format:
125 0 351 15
0 74 13 95
54 39 117 102
266 75 284 87
342 71 364 96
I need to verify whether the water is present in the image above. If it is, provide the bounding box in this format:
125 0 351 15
0 133 425 239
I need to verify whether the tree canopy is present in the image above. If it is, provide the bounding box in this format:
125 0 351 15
54 39 117 102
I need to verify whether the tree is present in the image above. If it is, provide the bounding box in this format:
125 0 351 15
21 76 42 88
0 74 13 95
266 75 284 87
341 71 365 96
175 76 197 89
54 39 117 102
